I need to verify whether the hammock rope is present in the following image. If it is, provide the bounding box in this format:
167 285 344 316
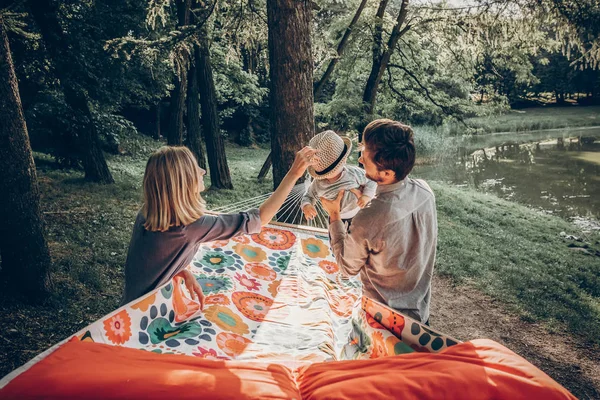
210 178 330 229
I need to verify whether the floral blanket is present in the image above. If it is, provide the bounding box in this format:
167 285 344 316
59 225 457 365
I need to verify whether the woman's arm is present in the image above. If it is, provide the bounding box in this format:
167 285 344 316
258 146 318 225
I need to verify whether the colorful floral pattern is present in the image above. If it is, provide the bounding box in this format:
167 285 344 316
318 260 339 274
204 305 249 335
251 228 296 250
216 332 252 357
267 253 291 273
210 240 230 249
234 273 261 291
232 292 273 321
268 280 281 297
231 235 250 244
103 310 132 345
131 293 157 312
331 293 358 317
196 251 236 272
370 332 387 359
196 275 233 294
205 294 230 306
193 346 229 360
363 297 405 338
233 243 267 262
245 263 277 281
301 237 329 258
63 227 458 367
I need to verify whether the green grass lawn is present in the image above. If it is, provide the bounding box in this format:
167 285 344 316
1 133 598 378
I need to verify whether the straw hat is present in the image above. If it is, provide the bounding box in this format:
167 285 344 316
307 130 352 180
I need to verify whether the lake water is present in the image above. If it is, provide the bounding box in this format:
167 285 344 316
414 127 600 232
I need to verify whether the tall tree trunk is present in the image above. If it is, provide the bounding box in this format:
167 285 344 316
267 0 315 189
198 37 233 189
314 0 368 98
153 102 161 140
186 45 207 171
0 17 51 300
167 0 192 145
28 0 114 183
362 0 410 115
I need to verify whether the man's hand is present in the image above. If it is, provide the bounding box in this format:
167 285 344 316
320 190 344 222
357 195 371 208
289 146 320 179
180 270 205 311
302 203 318 220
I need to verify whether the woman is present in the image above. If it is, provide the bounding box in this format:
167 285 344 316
121 145 318 307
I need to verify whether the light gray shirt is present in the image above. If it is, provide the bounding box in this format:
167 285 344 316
329 178 437 323
121 209 262 305
301 165 377 219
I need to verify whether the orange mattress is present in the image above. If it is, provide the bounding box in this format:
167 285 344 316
0 338 575 399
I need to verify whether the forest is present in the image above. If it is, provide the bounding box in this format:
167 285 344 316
1 0 599 397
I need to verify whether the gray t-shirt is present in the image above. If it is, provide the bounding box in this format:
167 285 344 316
121 209 262 305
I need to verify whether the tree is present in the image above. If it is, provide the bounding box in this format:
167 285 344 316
27 0 114 183
267 0 315 189
167 0 191 145
0 15 51 300
362 0 410 115
314 0 369 99
198 32 233 189
186 44 207 170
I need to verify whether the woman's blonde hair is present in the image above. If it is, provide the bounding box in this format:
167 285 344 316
142 146 206 231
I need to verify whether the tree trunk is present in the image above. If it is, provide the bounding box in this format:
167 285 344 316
198 37 233 189
362 0 410 115
314 0 368 98
167 0 192 146
0 17 51 300
153 102 161 140
28 0 114 184
257 152 272 181
267 0 315 189
186 45 207 171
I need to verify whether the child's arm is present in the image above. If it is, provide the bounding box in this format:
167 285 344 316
348 166 377 208
357 178 377 208
301 183 318 220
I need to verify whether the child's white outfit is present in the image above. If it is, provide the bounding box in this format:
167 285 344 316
301 165 377 220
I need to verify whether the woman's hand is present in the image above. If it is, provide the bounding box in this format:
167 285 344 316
320 190 344 222
289 146 320 179
180 270 205 310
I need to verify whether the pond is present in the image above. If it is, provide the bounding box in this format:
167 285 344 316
413 127 600 232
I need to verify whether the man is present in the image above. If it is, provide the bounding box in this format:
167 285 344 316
320 119 437 324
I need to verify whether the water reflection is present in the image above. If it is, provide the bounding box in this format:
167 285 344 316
414 130 600 231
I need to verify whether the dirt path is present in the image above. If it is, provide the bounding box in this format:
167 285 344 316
430 276 600 399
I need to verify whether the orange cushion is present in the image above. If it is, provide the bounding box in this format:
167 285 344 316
1 339 575 399
298 339 575 400
0 341 299 400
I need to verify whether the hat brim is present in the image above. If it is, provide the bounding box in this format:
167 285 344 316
308 136 353 180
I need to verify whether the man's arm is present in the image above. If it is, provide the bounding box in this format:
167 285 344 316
329 220 368 276
321 190 368 276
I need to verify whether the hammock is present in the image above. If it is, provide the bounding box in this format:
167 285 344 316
0 188 575 399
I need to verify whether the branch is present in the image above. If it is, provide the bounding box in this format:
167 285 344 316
388 63 466 124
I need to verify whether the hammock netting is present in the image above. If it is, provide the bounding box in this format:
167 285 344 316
0 186 576 399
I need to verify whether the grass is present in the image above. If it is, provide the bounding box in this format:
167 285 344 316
454 105 600 135
433 183 600 345
0 127 599 378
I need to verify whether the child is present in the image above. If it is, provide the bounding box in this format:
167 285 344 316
301 130 376 225
122 145 318 307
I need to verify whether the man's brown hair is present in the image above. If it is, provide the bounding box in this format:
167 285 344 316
362 119 416 181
